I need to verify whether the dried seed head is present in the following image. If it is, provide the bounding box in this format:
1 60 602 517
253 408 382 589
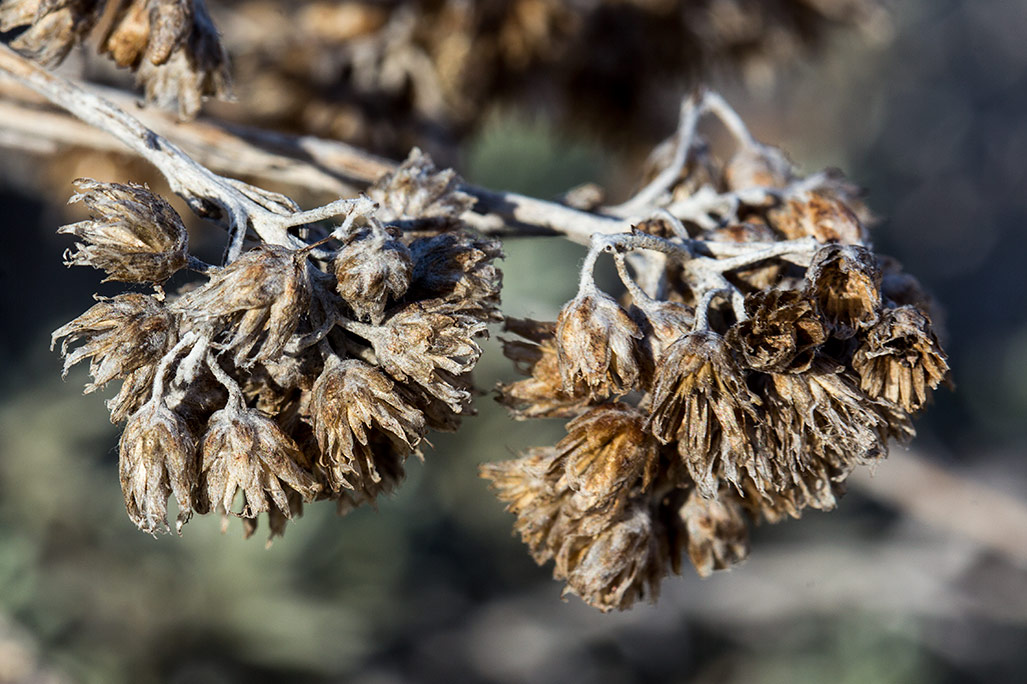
774 192 869 245
553 404 658 513
723 142 795 191
727 290 826 373
496 318 590 419
368 148 474 228
367 301 488 413
807 243 882 339
311 355 424 492
680 489 750 577
119 400 198 535
647 331 761 498
853 306 949 413
177 245 309 365
409 232 503 320
555 290 643 398
333 222 413 324
52 293 177 392
0 0 104 67
59 179 188 283
200 399 321 519
557 504 663 613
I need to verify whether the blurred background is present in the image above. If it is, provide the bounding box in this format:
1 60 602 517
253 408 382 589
1 1 1026 682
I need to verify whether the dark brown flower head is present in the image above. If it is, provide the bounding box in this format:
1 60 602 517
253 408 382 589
552 404 658 514
177 245 309 365
853 305 949 413
101 0 231 118
807 243 881 339
555 289 643 398
334 222 413 324
557 504 663 613
496 318 590 420
59 179 188 283
200 397 320 519
727 289 826 373
119 399 197 535
680 488 750 577
367 301 488 413
723 142 795 191
647 331 761 498
409 232 503 320
368 148 474 228
0 0 104 67
311 355 424 492
52 293 176 393
773 192 869 245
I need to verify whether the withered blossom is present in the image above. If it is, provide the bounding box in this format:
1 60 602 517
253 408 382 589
496 318 590 419
723 142 795 191
59 179 188 283
0 0 104 66
680 489 750 577
310 356 424 491
774 192 869 245
727 289 826 373
647 331 763 497
555 289 643 398
853 305 949 413
176 244 309 365
200 397 320 519
334 222 413 324
408 231 504 320
119 399 197 535
51 293 176 392
807 243 882 338
368 148 474 228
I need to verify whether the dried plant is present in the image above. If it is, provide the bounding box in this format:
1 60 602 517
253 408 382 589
0 5 948 614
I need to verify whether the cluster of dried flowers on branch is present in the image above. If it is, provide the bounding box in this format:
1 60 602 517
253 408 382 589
52 150 501 541
0 0 229 117
482 93 949 612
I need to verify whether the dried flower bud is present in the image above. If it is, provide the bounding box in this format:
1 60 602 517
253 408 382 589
680 489 750 577
773 192 869 245
496 318 589 419
366 301 487 413
557 504 663 613
807 243 882 339
311 355 424 491
177 245 309 365
632 301 695 359
52 293 176 392
119 400 197 534
59 179 188 283
727 290 826 373
409 231 503 320
647 331 762 498
723 142 795 191
0 0 104 67
553 404 658 513
334 223 413 324
368 148 474 228
555 289 643 398
200 398 320 519
853 306 949 413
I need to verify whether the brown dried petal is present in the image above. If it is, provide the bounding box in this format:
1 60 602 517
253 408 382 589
680 489 750 577
59 179 188 283
773 192 869 245
853 306 949 413
52 293 176 392
119 400 197 534
723 142 795 191
647 331 763 498
200 401 320 518
408 231 503 320
555 290 642 398
311 355 424 491
807 243 882 339
496 318 589 420
2 0 104 67
368 148 474 227
727 289 826 372
334 225 413 324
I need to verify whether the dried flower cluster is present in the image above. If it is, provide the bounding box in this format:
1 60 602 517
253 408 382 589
0 0 229 117
208 0 885 157
52 151 501 541
483 93 949 612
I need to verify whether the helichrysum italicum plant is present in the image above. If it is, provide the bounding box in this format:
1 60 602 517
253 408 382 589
0 4 947 614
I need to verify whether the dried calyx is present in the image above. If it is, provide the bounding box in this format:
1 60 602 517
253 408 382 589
53 150 501 542
483 92 949 613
